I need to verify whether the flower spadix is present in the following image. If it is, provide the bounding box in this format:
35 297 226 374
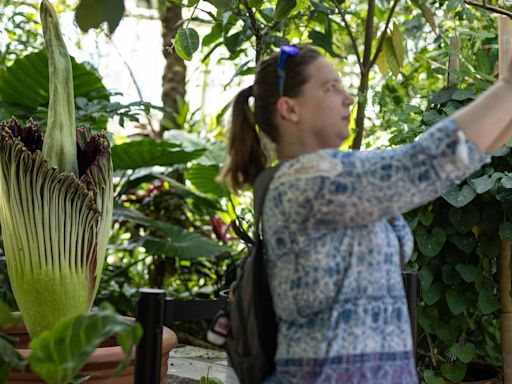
0 0 113 338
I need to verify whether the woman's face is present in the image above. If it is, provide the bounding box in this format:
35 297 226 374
294 58 355 148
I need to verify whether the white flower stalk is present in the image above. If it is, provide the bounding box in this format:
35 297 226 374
0 0 113 338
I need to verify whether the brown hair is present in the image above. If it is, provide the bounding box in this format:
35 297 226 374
220 46 322 191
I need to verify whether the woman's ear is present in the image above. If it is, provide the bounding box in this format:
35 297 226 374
276 97 300 123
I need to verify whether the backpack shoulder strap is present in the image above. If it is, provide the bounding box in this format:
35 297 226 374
253 165 282 238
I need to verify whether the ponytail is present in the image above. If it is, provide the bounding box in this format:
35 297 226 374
220 85 267 191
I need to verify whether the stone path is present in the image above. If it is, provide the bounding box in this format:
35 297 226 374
165 345 240 384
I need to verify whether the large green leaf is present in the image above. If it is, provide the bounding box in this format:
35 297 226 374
28 305 142 384
112 139 205 170
186 164 228 197
174 28 200 61
75 0 125 34
0 49 108 110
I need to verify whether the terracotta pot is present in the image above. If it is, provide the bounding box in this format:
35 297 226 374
448 361 502 384
3 321 178 383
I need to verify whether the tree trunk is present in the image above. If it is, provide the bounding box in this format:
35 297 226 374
448 36 460 88
160 2 186 134
352 69 370 150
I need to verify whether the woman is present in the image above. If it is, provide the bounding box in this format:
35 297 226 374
221 45 512 383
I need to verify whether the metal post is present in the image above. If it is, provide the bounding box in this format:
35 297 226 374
135 288 165 384
402 271 420 357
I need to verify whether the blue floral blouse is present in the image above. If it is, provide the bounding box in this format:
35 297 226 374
262 118 491 384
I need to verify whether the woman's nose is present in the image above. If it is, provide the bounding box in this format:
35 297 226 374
344 92 355 106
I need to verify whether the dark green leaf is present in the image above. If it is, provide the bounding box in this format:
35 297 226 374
28 306 142 384
449 234 476 254
432 88 457 104
442 264 460 284
419 265 434 290
449 343 475 363
442 185 477 208
452 87 476 101
0 49 108 110
424 281 443 305
441 360 466 383
446 287 473 315
455 264 479 283
175 28 200 61
422 110 443 126
202 24 222 47
478 288 500 314
415 226 446 257
310 0 335 14
448 206 479 234
423 370 444 384
112 139 205 170
418 210 433 226
418 306 439 333
308 30 340 58
275 0 297 21
75 0 125 34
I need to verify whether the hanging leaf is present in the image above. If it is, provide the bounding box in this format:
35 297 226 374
275 0 297 21
174 28 200 61
375 51 389 74
418 2 437 34
75 0 125 34
391 24 404 67
383 36 399 76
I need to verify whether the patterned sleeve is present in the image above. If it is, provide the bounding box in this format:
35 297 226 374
272 118 491 227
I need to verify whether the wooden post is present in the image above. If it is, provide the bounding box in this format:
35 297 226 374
499 16 512 384
448 36 460 87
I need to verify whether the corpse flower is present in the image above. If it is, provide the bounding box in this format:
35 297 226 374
0 0 113 338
